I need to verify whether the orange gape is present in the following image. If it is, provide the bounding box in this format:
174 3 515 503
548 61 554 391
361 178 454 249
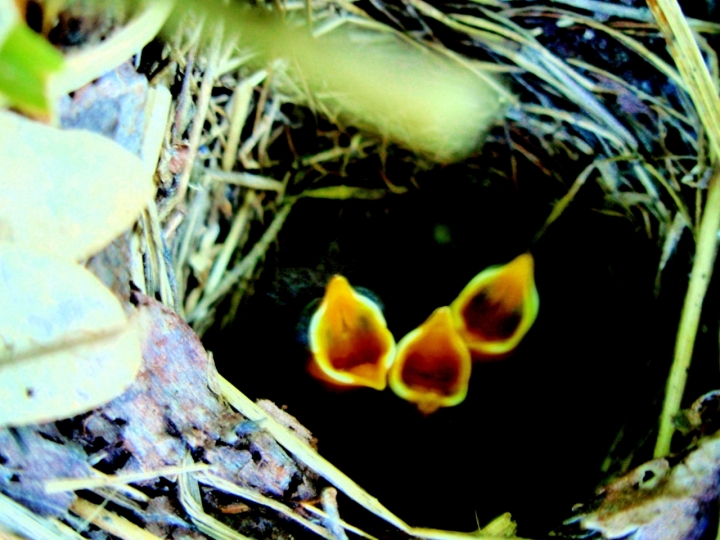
307 275 396 390
306 255 538 410
450 253 539 358
389 307 472 415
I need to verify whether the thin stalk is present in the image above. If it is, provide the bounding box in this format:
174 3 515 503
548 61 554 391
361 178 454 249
648 0 720 457
655 167 720 457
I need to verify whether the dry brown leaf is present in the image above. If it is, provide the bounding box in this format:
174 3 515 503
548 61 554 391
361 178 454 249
0 245 142 426
0 109 154 262
573 427 720 540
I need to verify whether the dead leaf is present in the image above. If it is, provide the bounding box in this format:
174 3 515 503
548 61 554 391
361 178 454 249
567 428 720 540
0 245 142 427
0 109 154 262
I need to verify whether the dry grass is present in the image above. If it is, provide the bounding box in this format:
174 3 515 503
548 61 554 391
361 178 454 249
6 0 720 538
133 0 719 536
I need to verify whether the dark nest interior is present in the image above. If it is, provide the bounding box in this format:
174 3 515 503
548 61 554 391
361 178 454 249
200 0 720 535
3 0 720 539
201 0 718 535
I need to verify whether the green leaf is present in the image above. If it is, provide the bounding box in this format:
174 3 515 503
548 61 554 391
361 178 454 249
0 22 64 116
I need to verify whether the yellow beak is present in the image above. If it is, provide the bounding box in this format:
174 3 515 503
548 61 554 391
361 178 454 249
307 275 396 390
388 307 472 415
450 253 539 358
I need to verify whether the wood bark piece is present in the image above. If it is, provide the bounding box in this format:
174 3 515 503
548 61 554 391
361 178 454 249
83 292 317 502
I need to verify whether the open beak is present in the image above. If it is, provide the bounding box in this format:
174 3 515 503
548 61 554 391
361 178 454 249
389 307 472 415
450 253 539 358
307 275 396 390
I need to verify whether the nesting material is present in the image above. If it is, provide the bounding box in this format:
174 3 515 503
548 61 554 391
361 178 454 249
389 307 472 415
450 253 540 358
307 275 396 391
233 11 508 162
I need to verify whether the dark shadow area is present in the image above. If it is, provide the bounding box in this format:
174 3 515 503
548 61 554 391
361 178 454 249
205 155 687 536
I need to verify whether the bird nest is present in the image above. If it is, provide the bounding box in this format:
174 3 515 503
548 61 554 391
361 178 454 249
2 0 720 539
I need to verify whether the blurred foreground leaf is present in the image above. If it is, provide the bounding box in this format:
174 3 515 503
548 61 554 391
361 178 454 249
0 109 155 261
0 246 142 427
164 1 508 163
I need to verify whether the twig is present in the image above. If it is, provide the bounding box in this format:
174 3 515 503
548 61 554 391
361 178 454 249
187 202 293 324
178 455 251 540
199 472 336 540
218 376 531 540
165 25 223 217
0 493 83 540
70 499 163 540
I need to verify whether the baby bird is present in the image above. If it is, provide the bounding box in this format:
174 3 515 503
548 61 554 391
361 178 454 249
389 307 472 415
306 275 396 390
450 253 539 358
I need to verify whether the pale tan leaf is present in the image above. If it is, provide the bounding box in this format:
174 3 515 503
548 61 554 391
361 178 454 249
50 0 175 98
0 109 154 261
0 246 142 427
